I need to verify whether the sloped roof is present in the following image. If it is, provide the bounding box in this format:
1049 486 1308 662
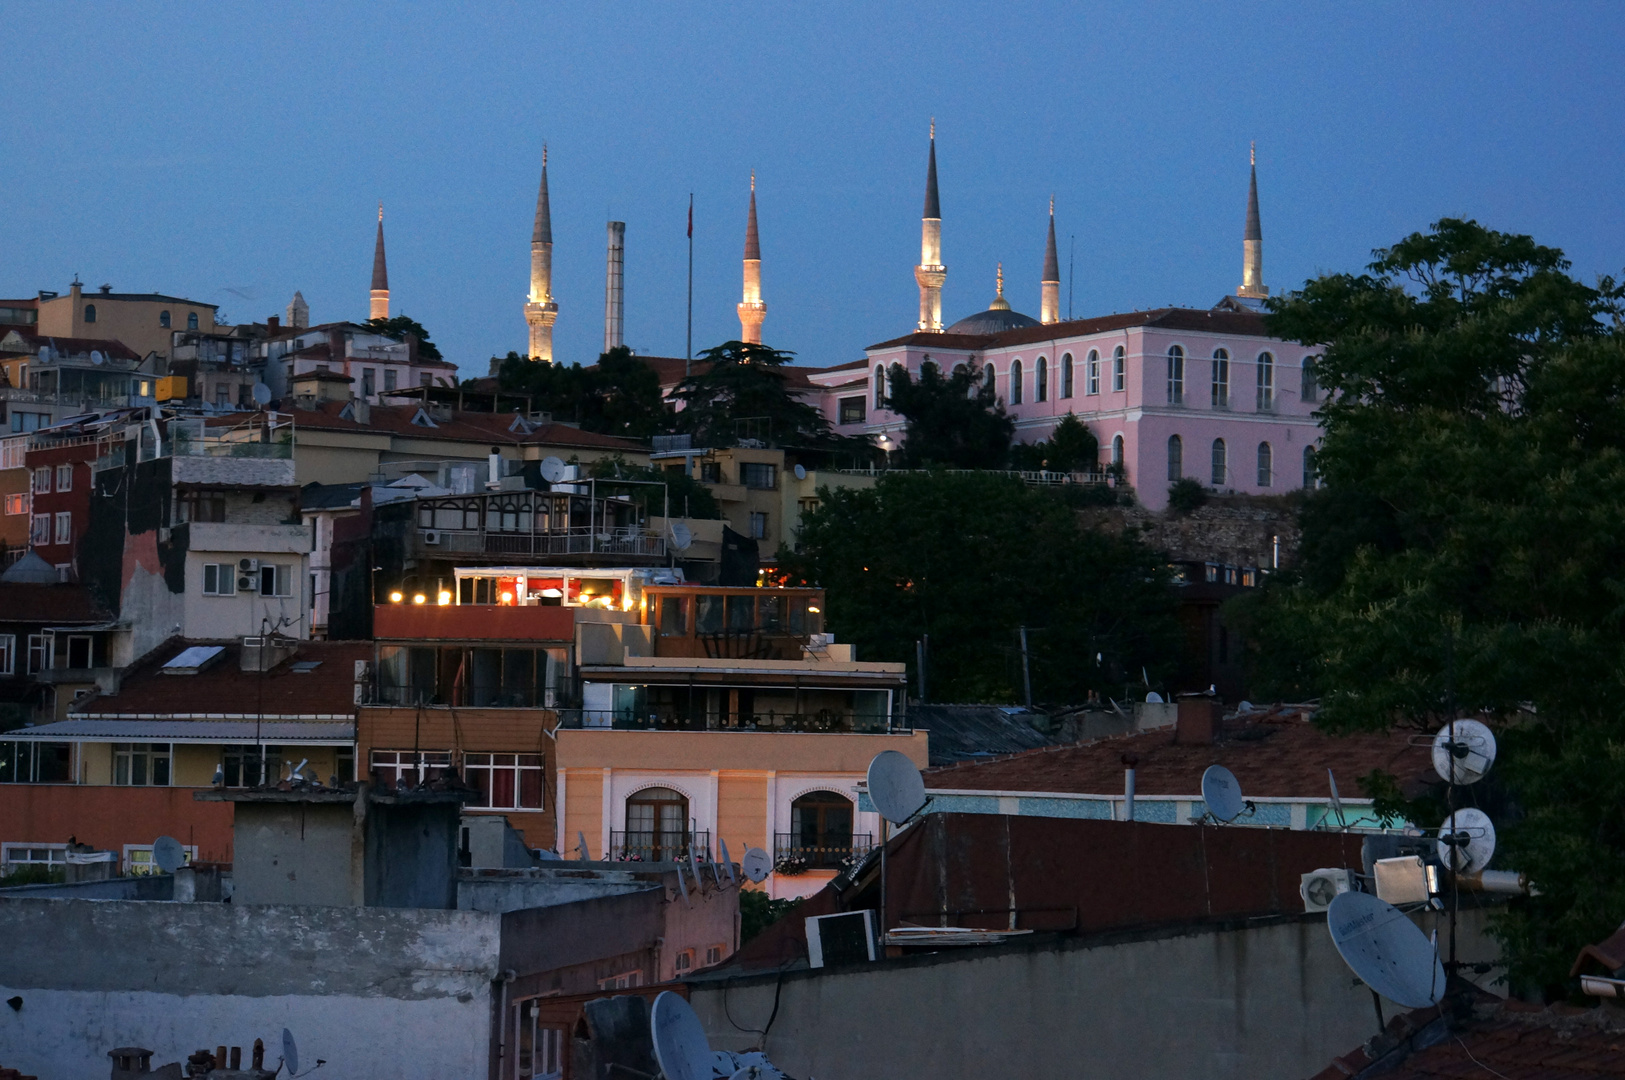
277 401 649 451
912 704 1060 766
0 581 109 622
72 640 373 718
923 706 1432 800
867 306 1273 352
0 331 142 360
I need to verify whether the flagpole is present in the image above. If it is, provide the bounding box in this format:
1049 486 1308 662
686 193 694 375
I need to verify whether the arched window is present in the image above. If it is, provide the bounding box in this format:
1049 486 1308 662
159 310 171 329
1211 349 1230 409
788 791 856 868
1112 346 1126 392
187 312 199 330
952 363 967 378
1111 433 1125 466
874 366 886 410
1302 444 1318 489
622 786 689 862
984 363 997 394
1086 350 1100 395
1211 438 1227 486
1257 441 1273 487
1035 357 1048 403
1301 356 1319 404
84 304 97 324
1009 359 1024 405
1166 346 1185 404
1167 434 1183 481
1256 352 1275 411
1061 353 1074 399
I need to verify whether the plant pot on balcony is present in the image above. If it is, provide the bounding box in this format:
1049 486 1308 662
774 856 809 876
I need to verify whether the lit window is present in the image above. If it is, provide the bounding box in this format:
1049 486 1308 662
1257 442 1273 487
3 493 27 516
1166 346 1184 404
1212 349 1230 409
1112 346 1125 392
1086 350 1100 395
113 743 172 786
53 511 71 545
84 304 96 324
125 843 194 876
1061 353 1073 399
1035 356 1048 403
1256 352 1275 411
1009 359 1023 405
159 310 171 328
1167 435 1183 481
1211 439 1227 486
55 463 72 492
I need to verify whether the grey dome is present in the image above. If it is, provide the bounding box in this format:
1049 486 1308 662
945 307 1040 335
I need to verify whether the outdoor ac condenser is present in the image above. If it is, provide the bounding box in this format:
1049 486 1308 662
1299 867 1355 912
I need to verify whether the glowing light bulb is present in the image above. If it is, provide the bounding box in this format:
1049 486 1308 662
500 591 514 603
437 591 452 606
389 591 403 603
412 593 427 605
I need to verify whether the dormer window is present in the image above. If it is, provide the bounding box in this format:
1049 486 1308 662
410 407 437 428
159 310 171 328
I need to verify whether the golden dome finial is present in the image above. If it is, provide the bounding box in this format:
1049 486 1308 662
989 263 1011 311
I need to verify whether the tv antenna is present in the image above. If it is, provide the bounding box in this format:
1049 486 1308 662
1326 891 1445 1013
718 837 737 883
252 382 273 407
1326 769 1348 829
1200 764 1252 824
1436 807 1495 875
867 750 929 950
1431 718 1496 785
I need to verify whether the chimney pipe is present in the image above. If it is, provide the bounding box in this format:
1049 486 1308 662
605 221 626 352
267 315 280 331
1122 753 1139 821
487 446 501 489
230 1046 242 1070
252 1039 265 1070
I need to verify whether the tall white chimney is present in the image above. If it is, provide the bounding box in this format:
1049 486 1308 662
604 221 626 352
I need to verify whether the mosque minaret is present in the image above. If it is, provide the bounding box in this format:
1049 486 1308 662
369 205 389 321
524 147 559 362
914 121 946 332
737 172 766 344
1040 197 1061 324
1238 142 1268 300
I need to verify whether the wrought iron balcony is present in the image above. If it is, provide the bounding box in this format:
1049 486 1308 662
559 710 910 735
773 833 874 872
609 829 711 864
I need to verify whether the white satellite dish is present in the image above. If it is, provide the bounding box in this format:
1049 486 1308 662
37 345 51 363
151 835 185 874
1431 719 1497 785
650 990 713 1080
1145 691 1164 704
252 382 272 406
540 456 568 484
793 464 807 481
1326 891 1444 1009
741 847 771 883
669 521 693 551
1201 764 1245 823
1327 769 1347 828
1437 807 1496 874
719 837 736 883
282 1028 299 1076
867 750 927 825
90 350 103 365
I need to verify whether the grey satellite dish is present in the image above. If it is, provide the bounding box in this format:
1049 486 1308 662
540 456 568 484
1327 769 1347 828
151 835 185 874
741 846 771 883
1431 719 1496 785
1237 700 1254 713
1145 691 1164 704
867 750 927 825
36 345 50 363
1326 891 1444 1009
793 463 807 481
1201 764 1245 823
650 990 713 1080
282 1028 299 1076
90 350 103 364
669 521 693 551
719 837 736 883
1437 808 1496 874
252 382 272 406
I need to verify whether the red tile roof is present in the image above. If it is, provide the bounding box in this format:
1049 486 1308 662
73 640 373 718
1310 996 1625 1079
272 401 650 452
867 307 1273 352
0 331 142 361
923 706 1433 800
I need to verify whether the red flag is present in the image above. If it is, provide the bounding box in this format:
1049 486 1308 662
687 196 693 238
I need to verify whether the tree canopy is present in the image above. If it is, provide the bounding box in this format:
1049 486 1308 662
884 359 1014 468
788 472 1180 703
495 346 668 439
669 340 837 449
1007 412 1099 472
1237 218 1625 995
365 315 442 362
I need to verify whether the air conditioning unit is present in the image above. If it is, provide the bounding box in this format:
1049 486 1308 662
1299 867 1355 912
239 557 260 573
238 576 255 592
805 910 877 969
422 529 441 545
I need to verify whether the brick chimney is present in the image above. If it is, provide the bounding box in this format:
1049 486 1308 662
267 315 280 331
1175 699 1218 745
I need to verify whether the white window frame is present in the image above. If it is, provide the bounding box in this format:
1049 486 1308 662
259 563 293 597
112 742 173 787
1256 351 1276 412
54 463 72 492
26 634 48 674
123 843 197 875
1086 350 1100 395
53 511 71 545
462 752 545 811
0 634 14 676
29 513 48 546
1166 345 1185 405
1212 349 1231 409
1 843 67 871
32 466 50 495
1257 441 1274 487
0 436 26 470
1112 347 1126 392
202 562 237 596
3 492 27 515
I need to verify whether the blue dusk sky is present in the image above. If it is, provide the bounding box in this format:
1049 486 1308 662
5 3 1623 375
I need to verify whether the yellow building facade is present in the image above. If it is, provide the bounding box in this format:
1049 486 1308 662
37 283 218 361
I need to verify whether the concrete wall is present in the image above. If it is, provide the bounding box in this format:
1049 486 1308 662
0 897 500 1080
689 909 1502 1080
232 801 356 906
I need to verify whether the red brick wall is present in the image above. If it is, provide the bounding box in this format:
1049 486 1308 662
0 784 235 863
374 603 574 642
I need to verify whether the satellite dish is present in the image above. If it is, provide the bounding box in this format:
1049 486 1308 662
151 835 185 875
867 750 927 825
718 837 736 883
741 847 771 883
252 382 272 406
1145 691 1164 704
540 456 568 484
650 990 713 1080
1437 808 1496 874
1327 769 1347 828
793 464 807 481
669 521 693 551
1237 700 1254 713
282 1028 299 1077
90 350 103 364
1431 719 1497 785
1201 764 1245 823
37 345 51 363
1326 891 1444 1009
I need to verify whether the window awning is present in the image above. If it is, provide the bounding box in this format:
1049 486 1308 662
3 718 354 745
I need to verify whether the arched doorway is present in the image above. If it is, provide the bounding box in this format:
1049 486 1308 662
622 786 688 862
780 791 858 870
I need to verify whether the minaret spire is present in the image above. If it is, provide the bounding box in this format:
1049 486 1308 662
1238 141 1268 299
914 120 946 331
525 145 559 361
1040 196 1061 324
737 171 766 344
369 204 389 321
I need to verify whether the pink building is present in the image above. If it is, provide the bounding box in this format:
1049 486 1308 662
809 134 1321 511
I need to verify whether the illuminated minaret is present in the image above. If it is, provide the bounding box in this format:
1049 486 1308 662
525 147 559 361
737 172 766 344
1238 142 1268 300
914 120 946 331
369 204 389 321
1040 196 1061 324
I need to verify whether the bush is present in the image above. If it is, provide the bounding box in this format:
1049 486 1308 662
1167 477 1208 514
740 888 799 944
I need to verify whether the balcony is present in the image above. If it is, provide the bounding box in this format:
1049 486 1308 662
774 832 874 872
608 829 710 863
561 710 910 735
413 525 665 563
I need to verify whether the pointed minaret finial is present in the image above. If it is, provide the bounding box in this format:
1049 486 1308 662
915 121 946 330
369 204 389 320
1250 140 1256 167
1238 142 1268 299
750 169 755 192
543 142 548 167
739 173 765 344
1040 199 1061 324
526 149 559 360
378 202 383 223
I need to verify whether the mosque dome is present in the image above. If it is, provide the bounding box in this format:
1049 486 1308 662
945 262 1038 334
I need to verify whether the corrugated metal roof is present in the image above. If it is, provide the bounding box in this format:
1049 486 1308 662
7 718 354 744
911 704 1060 765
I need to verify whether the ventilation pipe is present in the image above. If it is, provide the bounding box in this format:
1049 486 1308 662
605 221 626 352
487 446 501 489
1122 753 1139 821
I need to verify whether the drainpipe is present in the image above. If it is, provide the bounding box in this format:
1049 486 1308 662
1122 753 1139 821
496 968 517 1078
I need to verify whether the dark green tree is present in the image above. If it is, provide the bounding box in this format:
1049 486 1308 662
496 346 668 439
365 315 442 362
884 360 1013 468
787 472 1179 703
1008 412 1100 472
585 455 721 520
669 341 836 449
1242 217 1625 996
